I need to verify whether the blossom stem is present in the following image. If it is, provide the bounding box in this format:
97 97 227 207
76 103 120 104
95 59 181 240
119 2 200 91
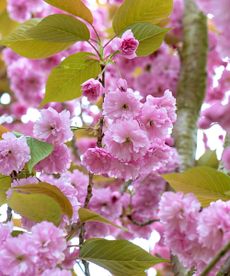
127 215 159 227
79 65 106 276
200 241 230 276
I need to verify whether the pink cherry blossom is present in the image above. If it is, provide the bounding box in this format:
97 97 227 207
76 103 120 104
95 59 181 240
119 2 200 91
82 147 113 175
103 88 141 119
0 132 30 175
36 144 71 174
81 78 103 102
120 30 139 59
31 222 67 269
33 107 73 145
197 200 230 252
0 234 37 276
103 119 150 162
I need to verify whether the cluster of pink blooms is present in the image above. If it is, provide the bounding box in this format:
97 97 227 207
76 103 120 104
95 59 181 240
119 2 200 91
33 107 73 174
0 221 73 276
159 192 230 274
1 1 230 275
82 78 177 180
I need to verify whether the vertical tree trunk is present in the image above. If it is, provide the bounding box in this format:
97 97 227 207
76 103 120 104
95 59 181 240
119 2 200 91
172 0 208 274
173 0 208 171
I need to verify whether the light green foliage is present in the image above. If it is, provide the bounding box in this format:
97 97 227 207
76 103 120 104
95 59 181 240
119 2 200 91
42 52 101 105
0 175 11 205
163 166 230 206
124 22 169 56
8 182 73 225
79 208 127 231
28 14 90 42
113 0 173 34
44 0 93 23
196 150 219 169
26 137 53 173
80 238 168 276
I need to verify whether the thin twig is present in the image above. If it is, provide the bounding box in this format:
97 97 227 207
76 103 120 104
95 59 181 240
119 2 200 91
127 215 159 227
87 41 101 58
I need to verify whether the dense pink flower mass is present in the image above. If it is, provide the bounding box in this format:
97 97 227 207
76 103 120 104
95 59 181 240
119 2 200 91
0 133 30 175
159 192 230 273
33 108 73 145
1 0 230 275
0 222 68 275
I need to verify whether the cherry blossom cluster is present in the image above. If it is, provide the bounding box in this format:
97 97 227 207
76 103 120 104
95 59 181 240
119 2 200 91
82 79 177 180
0 221 75 276
159 192 230 275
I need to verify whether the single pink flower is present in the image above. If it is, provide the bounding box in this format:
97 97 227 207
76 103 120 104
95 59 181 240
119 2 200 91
0 133 30 176
81 78 103 102
104 119 149 162
33 107 73 145
120 30 139 59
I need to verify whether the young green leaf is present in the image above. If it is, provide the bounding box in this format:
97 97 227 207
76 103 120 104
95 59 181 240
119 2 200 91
41 52 101 105
26 137 53 173
163 166 230 207
196 150 219 169
122 22 168 56
0 10 19 38
8 191 62 226
80 238 168 276
0 175 11 205
11 182 73 219
44 0 93 24
79 208 127 231
0 19 73 59
113 0 173 34
28 14 90 42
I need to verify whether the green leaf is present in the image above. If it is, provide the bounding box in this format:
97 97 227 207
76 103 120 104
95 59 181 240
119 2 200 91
28 14 90 42
0 10 19 38
79 208 127 231
163 166 230 207
113 0 173 34
0 19 73 59
8 191 62 225
26 137 53 173
11 182 73 219
196 150 219 169
44 0 93 24
0 175 11 205
123 22 168 56
42 52 101 105
80 239 168 276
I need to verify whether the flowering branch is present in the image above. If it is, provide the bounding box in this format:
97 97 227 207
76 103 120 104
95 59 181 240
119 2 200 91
200 241 230 276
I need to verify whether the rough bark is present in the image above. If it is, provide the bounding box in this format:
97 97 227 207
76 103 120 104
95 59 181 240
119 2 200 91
172 0 208 274
173 0 208 171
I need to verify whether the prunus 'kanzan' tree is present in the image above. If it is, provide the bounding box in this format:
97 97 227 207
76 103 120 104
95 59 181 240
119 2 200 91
0 0 229 275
